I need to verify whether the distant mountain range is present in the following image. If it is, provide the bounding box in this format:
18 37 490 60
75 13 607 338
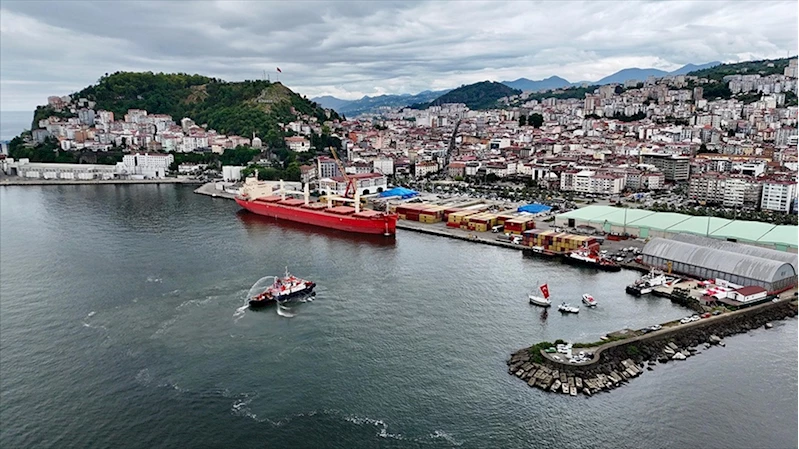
313 90 450 117
313 61 722 115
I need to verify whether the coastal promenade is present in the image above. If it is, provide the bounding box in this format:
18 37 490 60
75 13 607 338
0 178 204 186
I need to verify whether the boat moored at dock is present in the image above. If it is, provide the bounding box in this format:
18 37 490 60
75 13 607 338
564 248 621 272
235 178 398 236
625 269 680 296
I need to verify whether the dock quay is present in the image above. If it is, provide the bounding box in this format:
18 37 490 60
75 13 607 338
508 298 798 397
194 181 238 199
396 220 523 251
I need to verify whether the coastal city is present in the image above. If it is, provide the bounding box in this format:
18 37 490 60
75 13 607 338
1 1 797 446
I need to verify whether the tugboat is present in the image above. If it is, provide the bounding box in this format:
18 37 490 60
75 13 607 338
558 302 580 314
582 293 598 307
563 248 621 272
249 268 316 308
529 283 552 307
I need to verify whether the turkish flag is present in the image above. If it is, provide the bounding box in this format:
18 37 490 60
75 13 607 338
540 284 550 299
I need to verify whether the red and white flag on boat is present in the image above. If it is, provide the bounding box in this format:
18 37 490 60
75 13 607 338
540 284 550 299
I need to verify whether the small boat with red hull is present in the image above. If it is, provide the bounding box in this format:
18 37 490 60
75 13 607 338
235 178 398 236
563 248 621 272
249 268 316 308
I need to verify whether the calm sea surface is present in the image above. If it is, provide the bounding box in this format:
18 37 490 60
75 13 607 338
1 185 796 448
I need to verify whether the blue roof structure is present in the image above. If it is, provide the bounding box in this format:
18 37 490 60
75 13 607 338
379 187 419 199
517 203 551 214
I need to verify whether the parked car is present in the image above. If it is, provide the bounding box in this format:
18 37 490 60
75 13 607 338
701 312 712 319
650 324 662 331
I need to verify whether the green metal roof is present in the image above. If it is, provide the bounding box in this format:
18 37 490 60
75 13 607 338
588 208 656 226
757 225 799 248
556 205 619 221
710 220 777 243
664 216 733 236
556 205 799 250
628 212 692 230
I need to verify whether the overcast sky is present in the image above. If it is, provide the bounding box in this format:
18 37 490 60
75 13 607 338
1 0 797 110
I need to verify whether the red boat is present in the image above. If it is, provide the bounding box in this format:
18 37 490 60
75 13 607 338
235 178 398 236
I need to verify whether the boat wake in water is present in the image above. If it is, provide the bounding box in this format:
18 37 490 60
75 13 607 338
276 303 296 318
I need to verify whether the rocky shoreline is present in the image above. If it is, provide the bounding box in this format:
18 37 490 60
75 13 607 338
507 300 798 397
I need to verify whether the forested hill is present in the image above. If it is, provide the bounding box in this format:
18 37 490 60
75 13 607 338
34 72 339 146
418 81 521 110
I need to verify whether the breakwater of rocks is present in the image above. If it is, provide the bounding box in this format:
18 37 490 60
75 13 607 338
507 300 798 397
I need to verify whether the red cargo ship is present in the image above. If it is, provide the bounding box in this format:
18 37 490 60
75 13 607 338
235 178 397 236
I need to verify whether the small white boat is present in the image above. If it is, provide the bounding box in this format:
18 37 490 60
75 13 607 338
529 283 552 307
582 293 597 307
558 302 580 314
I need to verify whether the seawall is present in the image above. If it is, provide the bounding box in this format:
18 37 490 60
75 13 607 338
507 299 798 397
0 178 204 186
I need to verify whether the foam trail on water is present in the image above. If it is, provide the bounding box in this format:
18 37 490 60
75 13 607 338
233 304 249 322
276 304 295 318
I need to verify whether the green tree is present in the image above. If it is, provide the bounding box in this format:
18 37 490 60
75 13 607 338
518 115 527 126
529 113 544 128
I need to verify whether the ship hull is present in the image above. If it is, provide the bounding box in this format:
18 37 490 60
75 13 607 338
249 283 317 308
563 256 621 272
236 198 397 236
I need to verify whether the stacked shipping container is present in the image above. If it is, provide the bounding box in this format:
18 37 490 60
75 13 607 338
522 229 599 254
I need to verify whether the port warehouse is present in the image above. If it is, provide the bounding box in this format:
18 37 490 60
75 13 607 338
555 205 798 253
642 235 798 294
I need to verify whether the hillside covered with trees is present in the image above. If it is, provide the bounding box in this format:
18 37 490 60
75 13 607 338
418 81 521 110
687 57 795 81
52 72 340 147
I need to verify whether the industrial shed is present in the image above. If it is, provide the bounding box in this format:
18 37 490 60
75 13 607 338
642 237 797 293
555 206 798 252
669 234 798 272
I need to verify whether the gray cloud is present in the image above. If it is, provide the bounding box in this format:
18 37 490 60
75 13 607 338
1 0 796 110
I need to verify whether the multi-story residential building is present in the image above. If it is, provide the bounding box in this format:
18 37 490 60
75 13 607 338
560 169 624 195
447 162 466 178
317 156 341 179
689 172 762 207
372 157 394 176
414 160 438 178
641 154 690 181
761 180 796 212
300 164 317 184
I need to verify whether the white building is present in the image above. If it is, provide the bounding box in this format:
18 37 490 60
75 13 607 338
561 170 624 195
414 160 438 178
285 137 311 152
121 153 173 179
222 165 245 182
761 180 796 212
6 158 121 180
373 157 394 176
319 173 387 196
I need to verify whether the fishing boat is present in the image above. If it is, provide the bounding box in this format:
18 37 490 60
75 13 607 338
558 302 580 314
582 293 597 307
625 269 680 296
249 268 316 308
563 248 621 272
529 283 552 307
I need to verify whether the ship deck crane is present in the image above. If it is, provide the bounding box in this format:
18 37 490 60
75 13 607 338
326 146 362 212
